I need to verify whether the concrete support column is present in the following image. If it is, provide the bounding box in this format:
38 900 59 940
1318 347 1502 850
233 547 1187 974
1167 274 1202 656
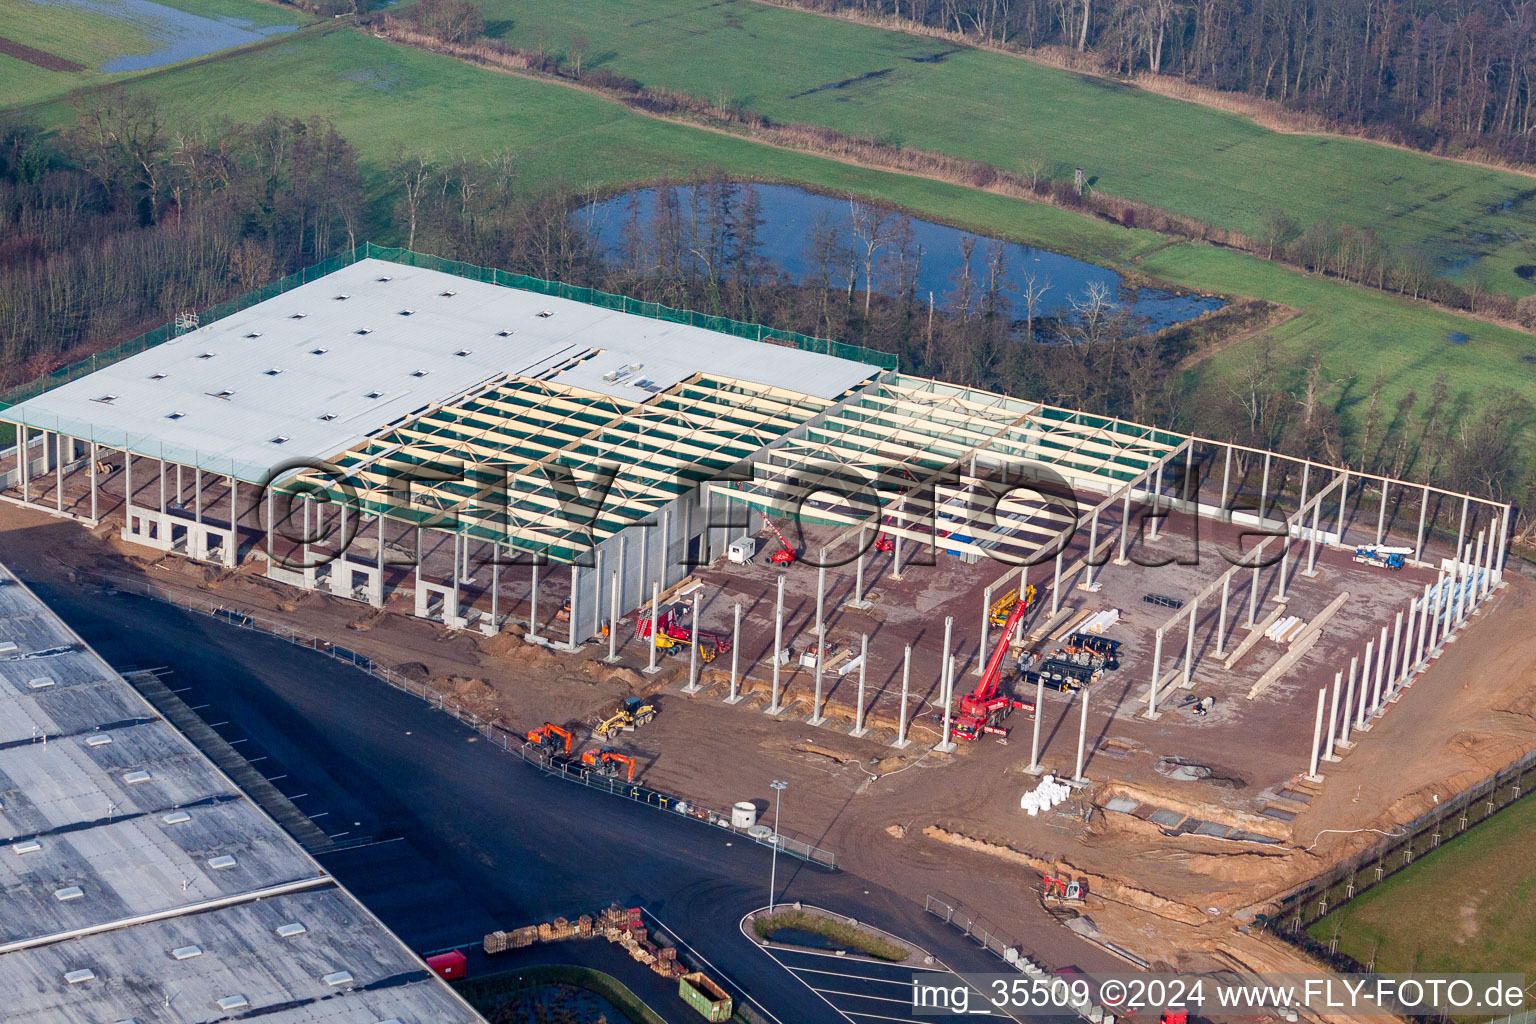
231 480 240 563
813 558 826 637
451 532 461 611
1215 575 1231 656
1181 597 1198 688
605 570 619 663
850 634 870 737
893 645 912 748
1027 670 1047 774
891 530 904 582
1072 687 1091 785
1149 462 1164 539
1083 510 1100 588
1051 550 1063 617
1337 469 1350 543
1356 650 1371 730
1495 505 1511 585
158 456 166 516
1116 484 1133 564
1414 485 1429 561
18 425 28 503
530 561 540 639
852 528 868 608
1375 481 1388 546
1471 530 1486 610
1371 627 1388 715
55 433 63 511
1219 444 1233 521
1276 540 1291 601
1324 672 1342 761
89 443 98 522
1415 585 1431 669
591 549 604 641
1387 612 1403 699
935 617 956 752
124 448 131 517
685 597 701 694
1298 462 1311 520
767 575 785 714
1146 628 1164 719
194 468 203 525
1306 687 1327 783
1258 451 1271 522
1455 496 1470 579
644 580 659 674
1303 500 1322 577
726 602 743 704
1247 564 1260 625
1452 544 1468 626
1341 649 1360 746
976 583 994 677
566 565 578 650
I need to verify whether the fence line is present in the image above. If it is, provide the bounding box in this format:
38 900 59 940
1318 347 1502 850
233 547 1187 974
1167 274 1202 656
73 565 834 869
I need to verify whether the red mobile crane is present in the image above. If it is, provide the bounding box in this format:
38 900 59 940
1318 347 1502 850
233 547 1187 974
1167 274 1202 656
951 590 1035 741
635 602 733 658
763 518 797 564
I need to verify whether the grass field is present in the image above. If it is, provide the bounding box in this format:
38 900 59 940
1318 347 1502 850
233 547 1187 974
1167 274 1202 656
0 0 304 107
1309 795 1536 975
8 27 1535 449
476 0 1536 300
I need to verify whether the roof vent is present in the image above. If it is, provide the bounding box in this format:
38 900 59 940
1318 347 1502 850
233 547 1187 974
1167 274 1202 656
12 840 41 855
167 411 186 421
244 332 262 339
496 329 514 337
319 413 337 422
311 347 328 356
275 922 307 938
375 275 392 282
94 394 118 404
150 372 167 380
322 971 355 987
64 969 95 985
207 854 238 870
537 310 553 318
439 290 456 297
334 294 350 301
216 995 249 1012
365 391 383 400
85 734 113 747
398 309 415 317
265 368 283 376
410 369 429 378
270 436 290 446
455 349 472 357
162 811 192 825
123 770 152 785
290 313 307 320
199 352 216 359
27 677 54 689
54 886 84 901
355 328 372 335
170 945 203 961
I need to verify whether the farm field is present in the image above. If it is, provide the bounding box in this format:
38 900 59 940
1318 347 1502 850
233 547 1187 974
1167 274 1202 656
1309 794 1536 975
0 0 304 107
10 27 1535 447
476 0 1536 300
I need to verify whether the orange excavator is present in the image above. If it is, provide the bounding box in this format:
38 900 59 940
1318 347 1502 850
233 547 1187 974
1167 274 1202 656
951 588 1035 741
527 722 574 756
580 747 637 783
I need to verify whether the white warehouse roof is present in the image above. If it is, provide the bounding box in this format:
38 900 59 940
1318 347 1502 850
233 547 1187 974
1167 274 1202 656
3 258 879 482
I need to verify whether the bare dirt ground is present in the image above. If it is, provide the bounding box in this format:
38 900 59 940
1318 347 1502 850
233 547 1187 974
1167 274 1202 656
4 495 1533 1002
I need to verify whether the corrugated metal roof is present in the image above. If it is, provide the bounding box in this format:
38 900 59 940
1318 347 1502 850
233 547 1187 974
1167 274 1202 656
4 258 878 482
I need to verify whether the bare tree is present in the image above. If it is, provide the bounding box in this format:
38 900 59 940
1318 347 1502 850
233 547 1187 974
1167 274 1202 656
1020 271 1051 342
393 154 435 251
849 199 898 317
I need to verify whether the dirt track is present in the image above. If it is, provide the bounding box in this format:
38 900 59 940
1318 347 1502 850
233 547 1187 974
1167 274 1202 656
4 499 1534 995
0 36 86 72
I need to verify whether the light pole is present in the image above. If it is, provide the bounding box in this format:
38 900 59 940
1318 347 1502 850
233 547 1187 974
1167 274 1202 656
768 779 787 913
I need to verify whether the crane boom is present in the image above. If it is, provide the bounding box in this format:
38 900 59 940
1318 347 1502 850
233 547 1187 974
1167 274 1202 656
973 595 1030 703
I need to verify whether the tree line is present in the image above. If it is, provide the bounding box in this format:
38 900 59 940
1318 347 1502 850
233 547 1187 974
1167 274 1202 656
0 96 362 386
801 0 1536 165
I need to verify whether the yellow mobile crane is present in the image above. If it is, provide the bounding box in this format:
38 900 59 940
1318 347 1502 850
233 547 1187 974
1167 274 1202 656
988 584 1037 626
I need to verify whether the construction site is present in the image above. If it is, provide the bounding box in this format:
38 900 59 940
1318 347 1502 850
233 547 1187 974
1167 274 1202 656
3 245 1532 1002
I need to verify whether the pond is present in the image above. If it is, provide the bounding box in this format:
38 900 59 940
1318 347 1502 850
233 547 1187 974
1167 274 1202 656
38 0 298 72
577 183 1225 336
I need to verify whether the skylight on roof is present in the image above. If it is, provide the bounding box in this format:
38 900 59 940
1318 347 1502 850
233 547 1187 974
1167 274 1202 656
334 294 350 301
199 352 216 359
64 969 95 985
170 945 203 960
149 372 167 380
365 390 383 399
208 854 238 870
311 347 328 355
54 886 84 901
290 313 307 320
376 275 392 282
162 810 192 825
275 922 307 938
319 412 337 421
270 436 290 445
209 389 235 400
244 332 261 339
167 411 185 420
439 290 456 297
538 310 553 317
123 770 152 784
410 369 429 378
355 328 372 335
398 309 415 316
94 394 118 404
497 329 514 337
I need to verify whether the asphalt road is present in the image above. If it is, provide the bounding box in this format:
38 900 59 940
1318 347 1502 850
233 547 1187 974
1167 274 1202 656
35 581 1063 1024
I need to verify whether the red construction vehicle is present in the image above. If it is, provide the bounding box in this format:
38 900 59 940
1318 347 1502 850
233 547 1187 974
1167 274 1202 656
526 722 574 756
581 747 637 783
874 533 894 552
764 518 797 564
951 589 1035 741
635 601 732 659
1041 873 1087 902
1158 1008 1186 1024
